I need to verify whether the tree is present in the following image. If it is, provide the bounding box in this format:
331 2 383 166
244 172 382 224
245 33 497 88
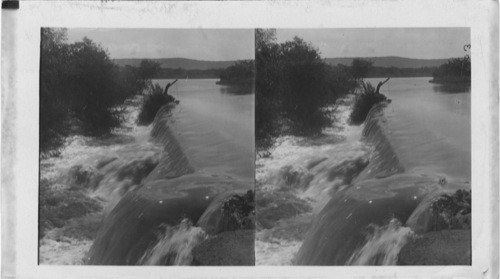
432 44 471 84
350 58 374 81
279 37 330 135
218 60 254 84
255 31 357 147
255 29 282 146
40 29 158 153
40 28 72 152
66 37 122 134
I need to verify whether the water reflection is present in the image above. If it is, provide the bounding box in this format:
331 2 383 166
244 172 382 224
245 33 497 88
431 82 471 94
220 83 255 95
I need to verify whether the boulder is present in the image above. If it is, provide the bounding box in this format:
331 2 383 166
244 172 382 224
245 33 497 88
398 229 471 265
197 189 255 235
192 230 254 265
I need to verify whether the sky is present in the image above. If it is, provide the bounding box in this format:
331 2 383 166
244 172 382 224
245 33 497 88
67 29 255 60
275 28 470 59
66 28 470 60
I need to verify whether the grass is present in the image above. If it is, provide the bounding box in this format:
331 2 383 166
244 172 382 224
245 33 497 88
137 83 178 126
349 81 387 125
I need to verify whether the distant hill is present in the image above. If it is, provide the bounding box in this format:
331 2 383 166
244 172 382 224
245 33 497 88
325 56 450 68
113 58 238 70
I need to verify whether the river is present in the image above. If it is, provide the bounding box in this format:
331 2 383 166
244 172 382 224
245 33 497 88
39 79 255 265
255 77 471 265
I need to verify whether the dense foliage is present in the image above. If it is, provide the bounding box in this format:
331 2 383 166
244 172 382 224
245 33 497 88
432 45 471 84
40 28 158 154
151 67 223 79
431 57 471 84
255 29 358 148
349 81 387 125
137 83 178 126
218 60 255 85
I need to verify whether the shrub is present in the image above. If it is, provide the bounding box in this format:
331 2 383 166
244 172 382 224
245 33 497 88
218 60 255 85
137 83 178 126
432 55 470 84
255 30 356 147
349 82 387 125
40 28 159 153
40 28 72 154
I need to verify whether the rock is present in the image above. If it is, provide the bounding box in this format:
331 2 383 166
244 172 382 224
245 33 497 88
87 174 246 265
197 189 255 235
95 156 118 169
64 164 103 190
398 229 471 265
192 230 254 265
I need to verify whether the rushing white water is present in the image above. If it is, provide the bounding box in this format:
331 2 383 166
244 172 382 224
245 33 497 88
255 96 371 264
256 77 471 265
40 79 255 265
39 96 163 265
347 219 413 265
138 219 207 265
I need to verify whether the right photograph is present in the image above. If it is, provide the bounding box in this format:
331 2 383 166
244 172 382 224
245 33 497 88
255 28 471 265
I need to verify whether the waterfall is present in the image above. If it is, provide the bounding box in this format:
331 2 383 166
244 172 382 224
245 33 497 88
138 219 207 265
346 219 413 265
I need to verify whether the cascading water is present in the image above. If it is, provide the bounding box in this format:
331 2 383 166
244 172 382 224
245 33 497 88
346 219 414 265
256 77 471 265
40 79 255 265
39 96 164 264
138 219 207 265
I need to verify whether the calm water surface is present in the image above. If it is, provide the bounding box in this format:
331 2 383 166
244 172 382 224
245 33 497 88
366 77 471 180
153 79 255 183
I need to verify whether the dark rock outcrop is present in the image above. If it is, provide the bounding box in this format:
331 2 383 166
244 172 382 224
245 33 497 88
192 230 255 265
197 190 255 235
398 230 471 265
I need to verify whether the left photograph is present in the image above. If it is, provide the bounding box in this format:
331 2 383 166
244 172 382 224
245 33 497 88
38 28 255 265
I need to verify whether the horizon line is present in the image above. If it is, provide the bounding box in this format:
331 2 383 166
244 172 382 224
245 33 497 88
111 55 460 61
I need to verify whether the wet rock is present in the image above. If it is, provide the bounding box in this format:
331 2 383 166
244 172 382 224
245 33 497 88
64 164 103 190
192 230 254 265
87 174 246 265
256 191 311 230
115 156 159 184
197 190 255 235
408 189 471 233
275 165 313 190
95 156 118 169
327 157 369 185
398 230 471 265
39 180 102 238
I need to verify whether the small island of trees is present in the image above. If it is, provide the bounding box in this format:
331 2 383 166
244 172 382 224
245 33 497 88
216 60 255 85
431 44 471 84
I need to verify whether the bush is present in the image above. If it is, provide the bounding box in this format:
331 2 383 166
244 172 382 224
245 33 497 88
218 60 254 85
137 83 178 126
432 56 470 84
349 82 387 125
40 28 72 153
255 30 357 148
40 28 160 153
